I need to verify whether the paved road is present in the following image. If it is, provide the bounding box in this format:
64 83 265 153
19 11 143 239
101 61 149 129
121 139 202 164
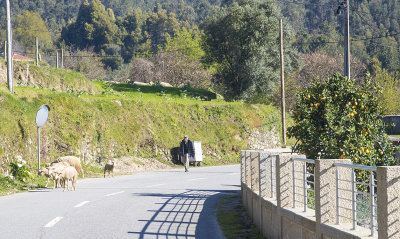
0 165 240 239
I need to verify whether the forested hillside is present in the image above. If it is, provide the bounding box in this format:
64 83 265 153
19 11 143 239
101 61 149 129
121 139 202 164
0 0 228 33
0 0 399 112
1 0 399 70
279 0 400 72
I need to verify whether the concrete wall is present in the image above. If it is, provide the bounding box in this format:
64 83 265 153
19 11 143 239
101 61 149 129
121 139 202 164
241 149 400 239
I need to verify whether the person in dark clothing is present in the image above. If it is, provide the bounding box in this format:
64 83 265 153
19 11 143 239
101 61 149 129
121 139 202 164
179 135 195 172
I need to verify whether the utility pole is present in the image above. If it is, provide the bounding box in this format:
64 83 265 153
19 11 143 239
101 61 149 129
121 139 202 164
61 48 64 68
6 0 13 94
3 41 6 60
280 19 286 146
344 0 351 79
35 37 39 66
56 50 59 68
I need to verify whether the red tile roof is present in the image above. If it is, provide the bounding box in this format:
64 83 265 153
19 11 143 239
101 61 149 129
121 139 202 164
13 54 34 61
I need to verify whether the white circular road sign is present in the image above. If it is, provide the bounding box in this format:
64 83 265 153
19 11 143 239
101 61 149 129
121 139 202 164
35 105 50 128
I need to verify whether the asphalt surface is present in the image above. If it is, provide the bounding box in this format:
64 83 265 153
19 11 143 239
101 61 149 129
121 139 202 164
0 165 240 239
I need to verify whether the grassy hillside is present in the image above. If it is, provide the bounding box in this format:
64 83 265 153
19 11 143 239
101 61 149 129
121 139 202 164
0 81 282 175
0 60 101 94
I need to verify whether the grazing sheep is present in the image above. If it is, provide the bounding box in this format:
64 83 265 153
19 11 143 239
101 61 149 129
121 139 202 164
37 161 70 188
38 167 52 187
47 162 69 188
56 156 84 177
58 166 78 191
104 159 115 178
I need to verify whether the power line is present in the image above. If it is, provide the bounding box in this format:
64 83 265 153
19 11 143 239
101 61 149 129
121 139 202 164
14 45 202 59
276 0 337 7
352 32 400 42
352 10 399 43
13 28 55 34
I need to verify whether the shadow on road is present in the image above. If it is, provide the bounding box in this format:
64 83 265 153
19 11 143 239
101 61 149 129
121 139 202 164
128 189 238 239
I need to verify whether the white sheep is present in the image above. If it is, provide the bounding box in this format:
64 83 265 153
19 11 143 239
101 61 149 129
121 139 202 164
58 166 78 191
104 159 115 178
39 161 69 188
56 156 84 177
38 167 52 187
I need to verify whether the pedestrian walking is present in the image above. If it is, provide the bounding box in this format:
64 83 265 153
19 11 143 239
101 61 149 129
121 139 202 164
179 135 195 172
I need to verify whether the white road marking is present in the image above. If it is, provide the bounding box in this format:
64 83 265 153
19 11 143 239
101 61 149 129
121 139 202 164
189 177 207 181
145 183 166 188
44 217 63 228
105 191 125 197
228 173 240 175
74 201 90 208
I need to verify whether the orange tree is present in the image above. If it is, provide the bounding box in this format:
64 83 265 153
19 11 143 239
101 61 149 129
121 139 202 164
288 74 398 166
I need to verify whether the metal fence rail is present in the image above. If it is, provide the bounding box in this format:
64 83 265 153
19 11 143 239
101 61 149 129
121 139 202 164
334 163 377 237
292 157 316 213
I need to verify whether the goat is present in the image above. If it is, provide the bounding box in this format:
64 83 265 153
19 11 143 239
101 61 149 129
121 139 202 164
104 159 115 178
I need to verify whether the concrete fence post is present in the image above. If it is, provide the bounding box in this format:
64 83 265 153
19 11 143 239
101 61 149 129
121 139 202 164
244 150 253 216
240 150 246 204
245 151 251 187
275 152 299 238
277 153 305 209
250 151 260 193
315 159 352 238
240 150 245 184
248 151 259 223
377 166 400 239
259 152 271 199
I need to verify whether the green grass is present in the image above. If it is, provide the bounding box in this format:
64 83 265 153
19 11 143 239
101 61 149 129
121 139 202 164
0 83 282 171
0 174 49 196
103 82 217 101
0 177 24 196
9 62 101 94
217 193 263 239
82 162 105 177
0 63 284 194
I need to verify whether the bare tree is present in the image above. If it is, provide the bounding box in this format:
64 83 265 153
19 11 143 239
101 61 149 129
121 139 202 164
153 52 212 88
63 47 107 80
130 58 155 83
130 52 212 89
297 51 366 87
272 51 367 111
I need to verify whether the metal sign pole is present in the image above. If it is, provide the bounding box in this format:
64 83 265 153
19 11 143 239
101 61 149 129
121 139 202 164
37 127 40 170
35 105 50 171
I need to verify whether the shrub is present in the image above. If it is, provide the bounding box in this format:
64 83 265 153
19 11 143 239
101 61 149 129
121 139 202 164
371 59 400 115
288 74 399 166
9 159 31 182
